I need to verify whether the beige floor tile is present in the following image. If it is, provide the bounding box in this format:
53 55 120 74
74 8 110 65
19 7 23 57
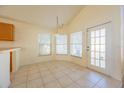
41 74 48 79
18 66 29 71
13 76 27 85
11 83 27 88
58 75 74 87
76 78 95 88
50 69 62 74
28 68 38 71
62 69 73 74
68 73 81 81
45 80 61 88
66 83 80 88
39 68 49 72
57 67 66 71
17 69 28 74
95 76 121 88
11 61 121 88
37 63 44 67
15 72 27 79
27 78 44 88
28 73 41 81
93 85 101 88
51 67 62 72
16 70 28 75
28 69 39 75
42 74 56 84
40 71 51 77
83 72 103 84
28 64 38 68
53 72 66 79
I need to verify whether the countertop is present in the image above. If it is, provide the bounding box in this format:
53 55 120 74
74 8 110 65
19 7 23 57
0 47 21 54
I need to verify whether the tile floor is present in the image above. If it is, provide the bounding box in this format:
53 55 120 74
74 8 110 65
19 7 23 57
10 61 122 88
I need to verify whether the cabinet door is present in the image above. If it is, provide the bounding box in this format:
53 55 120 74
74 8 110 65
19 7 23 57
0 53 10 87
0 22 14 41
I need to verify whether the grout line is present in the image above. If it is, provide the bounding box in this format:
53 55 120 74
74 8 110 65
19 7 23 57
92 78 103 88
47 66 63 88
26 71 28 88
47 64 81 88
36 64 45 88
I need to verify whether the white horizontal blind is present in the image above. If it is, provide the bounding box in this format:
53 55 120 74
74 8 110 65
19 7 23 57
56 35 67 54
38 33 51 55
70 31 82 57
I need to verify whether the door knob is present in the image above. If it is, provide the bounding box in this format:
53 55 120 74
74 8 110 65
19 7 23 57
87 46 90 51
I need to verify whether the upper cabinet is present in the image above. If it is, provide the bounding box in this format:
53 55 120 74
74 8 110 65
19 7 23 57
0 22 15 41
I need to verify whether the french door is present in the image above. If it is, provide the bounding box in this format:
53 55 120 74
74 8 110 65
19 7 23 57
87 23 110 74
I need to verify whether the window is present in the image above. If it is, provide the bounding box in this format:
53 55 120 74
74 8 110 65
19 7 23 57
38 33 51 55
56 34 67 54
70 32 82 57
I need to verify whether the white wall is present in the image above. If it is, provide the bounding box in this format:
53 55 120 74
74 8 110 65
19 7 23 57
65 5 122 81
0 18 54 66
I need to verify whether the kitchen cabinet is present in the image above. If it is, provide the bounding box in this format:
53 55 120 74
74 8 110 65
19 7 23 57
0 22 14 41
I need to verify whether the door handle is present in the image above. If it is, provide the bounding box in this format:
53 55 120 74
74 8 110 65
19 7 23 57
87 46 90 51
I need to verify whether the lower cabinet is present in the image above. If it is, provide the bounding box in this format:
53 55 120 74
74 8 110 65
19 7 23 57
0 48 20 88
0 52 11 88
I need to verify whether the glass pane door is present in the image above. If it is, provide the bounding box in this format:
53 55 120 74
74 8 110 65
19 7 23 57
88 27 106 70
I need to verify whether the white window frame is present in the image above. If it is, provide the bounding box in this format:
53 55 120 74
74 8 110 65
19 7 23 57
70 31 82 58
55 34 68 55
38 33 52 56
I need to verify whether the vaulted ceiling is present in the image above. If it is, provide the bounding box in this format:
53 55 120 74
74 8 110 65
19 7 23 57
0 5 83 29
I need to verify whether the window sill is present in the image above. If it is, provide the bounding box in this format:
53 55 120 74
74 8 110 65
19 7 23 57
38 54 52 56
56 54 68 55
70 55 82 59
